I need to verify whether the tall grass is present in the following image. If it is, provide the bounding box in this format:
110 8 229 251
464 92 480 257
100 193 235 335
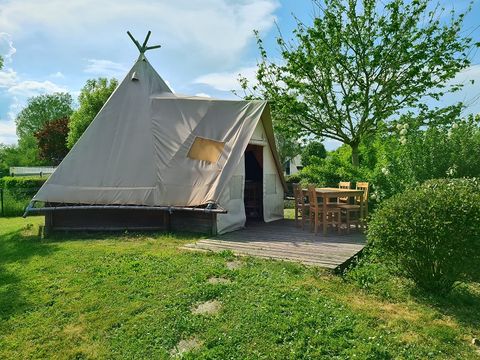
0 188 38 217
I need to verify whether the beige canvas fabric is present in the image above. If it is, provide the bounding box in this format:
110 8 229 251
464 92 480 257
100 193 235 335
216 119 284 234
33 57 285 209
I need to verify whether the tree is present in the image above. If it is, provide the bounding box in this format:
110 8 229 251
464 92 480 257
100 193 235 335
67 78 118 148
301 140 327 167
35 117 69 165
15 93 73 141
246 0 476 166
0 144 40 176
275 132 302 167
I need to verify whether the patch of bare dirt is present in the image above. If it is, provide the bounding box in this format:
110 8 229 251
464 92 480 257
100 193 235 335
226 260 242 270
207 277 231 284
191 300 222 315
170 337 203 357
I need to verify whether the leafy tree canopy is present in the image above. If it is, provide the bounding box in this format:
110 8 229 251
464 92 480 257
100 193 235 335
67 78 118 148
275 132 302 166
301 140 327 167
15 93 73 141
244 0 476 166
0 142 42 177
35 117 69 165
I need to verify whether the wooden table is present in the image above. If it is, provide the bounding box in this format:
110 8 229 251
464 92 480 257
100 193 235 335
303 187 366 235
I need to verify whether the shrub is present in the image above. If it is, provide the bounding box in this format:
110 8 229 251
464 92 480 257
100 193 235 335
285 172 302 184
370 118 480 202
368 178 480 293
0 177 46 216
296 155 369 187
0 176 46 193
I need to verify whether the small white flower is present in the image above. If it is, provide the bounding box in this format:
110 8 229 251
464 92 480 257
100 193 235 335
399 137 407 145
403 123 409 130
396 123 404 130
381 167 390 175
400 128 408 135
446 164 458 177
447 129 453 138
452 123 459 129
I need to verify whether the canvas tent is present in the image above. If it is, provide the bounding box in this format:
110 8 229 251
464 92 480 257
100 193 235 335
26 37 286 234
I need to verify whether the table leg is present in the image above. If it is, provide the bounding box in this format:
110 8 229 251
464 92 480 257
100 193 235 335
365 197 368 227
322 194 327 236
360 194 364 230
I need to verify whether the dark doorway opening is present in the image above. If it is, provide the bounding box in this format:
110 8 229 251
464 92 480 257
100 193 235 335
244 144 263 221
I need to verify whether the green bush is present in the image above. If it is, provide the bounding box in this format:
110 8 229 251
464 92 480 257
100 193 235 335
297 155 369 187
370 118 480 202
0 176 46 217
0 176 46 189
368 178 480 293
285 172 302 184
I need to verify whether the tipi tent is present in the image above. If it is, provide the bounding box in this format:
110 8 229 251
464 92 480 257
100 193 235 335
26 32 286 235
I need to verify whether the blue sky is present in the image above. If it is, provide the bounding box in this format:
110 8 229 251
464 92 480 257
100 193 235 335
0 0 479 149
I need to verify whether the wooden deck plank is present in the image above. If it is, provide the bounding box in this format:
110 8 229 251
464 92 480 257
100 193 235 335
182 244 341 268
185 242 355 262
182 219 366 269
189 240 362 259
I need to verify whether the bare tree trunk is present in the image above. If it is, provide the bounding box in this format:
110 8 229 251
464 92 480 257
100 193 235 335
351 143 360 167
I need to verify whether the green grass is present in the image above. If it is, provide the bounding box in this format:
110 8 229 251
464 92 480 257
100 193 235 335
0 188 38 217
0 217 479 359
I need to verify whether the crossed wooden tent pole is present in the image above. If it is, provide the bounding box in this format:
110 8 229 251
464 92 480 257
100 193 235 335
127 31 161 59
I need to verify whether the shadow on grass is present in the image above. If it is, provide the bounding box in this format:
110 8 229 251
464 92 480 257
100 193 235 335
0 225 58 320
345 255 480 332
410 282 480 331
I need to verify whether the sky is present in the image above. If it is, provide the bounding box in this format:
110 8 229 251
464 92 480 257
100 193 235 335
0 0 479 149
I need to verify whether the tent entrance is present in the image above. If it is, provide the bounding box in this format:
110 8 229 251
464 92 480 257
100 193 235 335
244 144 263 221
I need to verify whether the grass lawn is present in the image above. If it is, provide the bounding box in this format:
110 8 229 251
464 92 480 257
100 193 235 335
0 216 479 359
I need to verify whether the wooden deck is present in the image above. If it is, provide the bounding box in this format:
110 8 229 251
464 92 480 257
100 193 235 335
182 219 366 269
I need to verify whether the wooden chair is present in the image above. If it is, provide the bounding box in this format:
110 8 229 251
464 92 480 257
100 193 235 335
293 183 309 229
327 181 351 205
338 182 369 233
337 181 351 204
307 185 342 234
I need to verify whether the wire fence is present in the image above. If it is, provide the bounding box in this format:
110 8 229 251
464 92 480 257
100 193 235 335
0 187 40 217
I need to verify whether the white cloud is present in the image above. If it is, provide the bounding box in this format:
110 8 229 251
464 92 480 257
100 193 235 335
0 0 278 63
194 65 258 92
7 80 68 97
0 119 17 144
0 68 18 88
49 71 65 79
194 93 211 98
0 32 16 63
0 37 68 97
84 59 128 78
0 99 20 145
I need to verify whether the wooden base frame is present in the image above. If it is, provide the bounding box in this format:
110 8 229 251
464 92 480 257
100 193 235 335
42 208 218 236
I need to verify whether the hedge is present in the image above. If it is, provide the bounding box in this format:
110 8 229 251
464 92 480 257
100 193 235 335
0 176 47 190
368 178 480 293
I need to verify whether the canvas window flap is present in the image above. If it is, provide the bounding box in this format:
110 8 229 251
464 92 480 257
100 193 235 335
187 137 225 163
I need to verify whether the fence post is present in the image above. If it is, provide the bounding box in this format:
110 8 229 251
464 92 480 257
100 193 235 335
0 188 4 217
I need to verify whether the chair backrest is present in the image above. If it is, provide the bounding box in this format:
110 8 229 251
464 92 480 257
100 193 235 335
356 182 369 203
307 184 318 209
293 183 305 205
338 181 351 203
